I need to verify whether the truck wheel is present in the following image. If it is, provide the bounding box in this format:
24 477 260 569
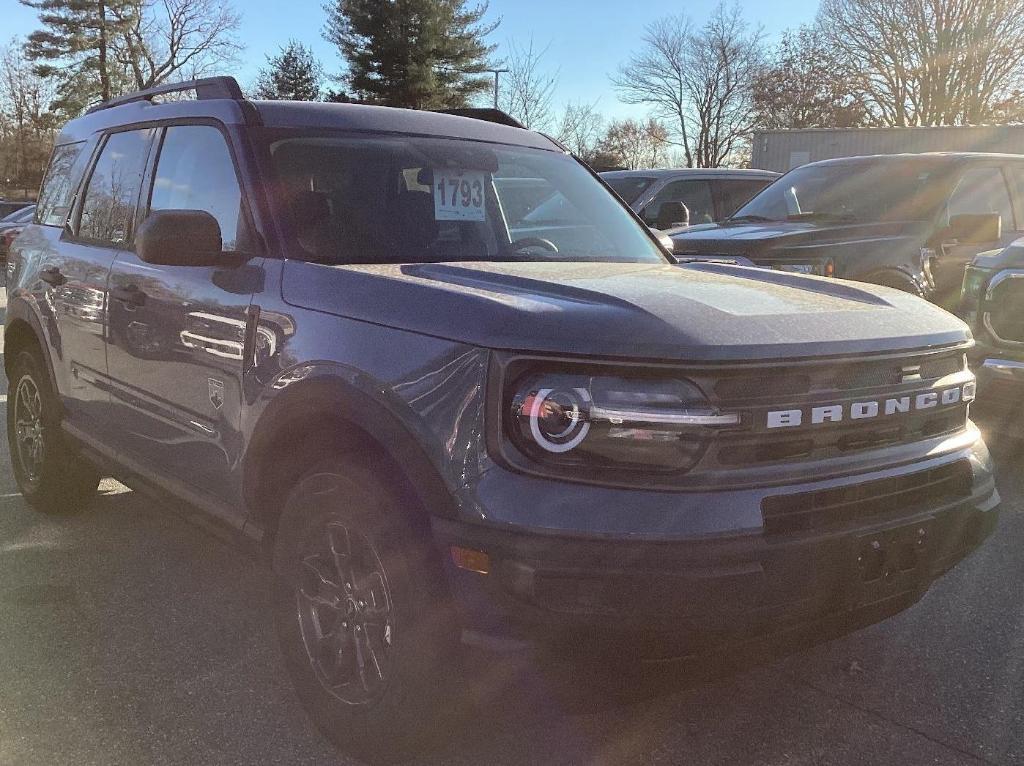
868 272 924 297
272 457 462 764
7 350 100 513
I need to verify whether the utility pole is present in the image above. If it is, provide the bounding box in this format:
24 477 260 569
485 68 509 108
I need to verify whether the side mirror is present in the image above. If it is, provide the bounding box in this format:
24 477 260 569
136 209 223 267
654 230 676 253
656 201 690 230
946 213 1001 245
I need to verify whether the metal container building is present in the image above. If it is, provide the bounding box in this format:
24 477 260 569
751 125 1024 172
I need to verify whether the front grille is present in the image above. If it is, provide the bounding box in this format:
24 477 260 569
714 351 965 403
718 409 967 466
988 277 1024 343
761 460 973 535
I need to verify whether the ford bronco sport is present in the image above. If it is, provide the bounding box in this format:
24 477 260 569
6 77 1000 762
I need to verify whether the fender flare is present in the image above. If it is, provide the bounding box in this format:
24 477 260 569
4 296 61 399
242 363 461 539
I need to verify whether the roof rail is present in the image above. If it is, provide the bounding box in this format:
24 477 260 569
85 76 245 115
434 108 526 129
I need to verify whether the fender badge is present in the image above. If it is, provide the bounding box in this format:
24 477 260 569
208 378 225 411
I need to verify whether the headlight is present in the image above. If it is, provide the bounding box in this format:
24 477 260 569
962 265 990 303
508 373 739 473
775 259 835 277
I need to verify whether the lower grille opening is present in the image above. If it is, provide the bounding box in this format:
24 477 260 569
761 460 974 535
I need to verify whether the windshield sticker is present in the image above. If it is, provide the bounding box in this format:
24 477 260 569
434 170 487 221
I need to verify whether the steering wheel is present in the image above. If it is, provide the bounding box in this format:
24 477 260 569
511 237 559 254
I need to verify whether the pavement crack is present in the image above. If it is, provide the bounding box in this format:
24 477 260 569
782 670 1002 766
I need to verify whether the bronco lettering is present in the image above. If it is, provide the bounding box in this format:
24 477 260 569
766 385 971 429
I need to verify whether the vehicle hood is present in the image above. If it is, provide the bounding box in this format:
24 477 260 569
282 260 969 362
670 220 929 264
973 237 1024 271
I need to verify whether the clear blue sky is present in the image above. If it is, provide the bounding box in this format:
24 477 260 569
7 0 819 119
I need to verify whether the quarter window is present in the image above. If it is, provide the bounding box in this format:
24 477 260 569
36 142 89 227
947 166 1015 231
78 130 153 246
149 125 247 251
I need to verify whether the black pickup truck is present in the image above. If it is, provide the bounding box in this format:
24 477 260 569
671 153 1024 308
961 239 1024 429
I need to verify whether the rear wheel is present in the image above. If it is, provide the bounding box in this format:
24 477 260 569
6 350 100 513
272 456 463 763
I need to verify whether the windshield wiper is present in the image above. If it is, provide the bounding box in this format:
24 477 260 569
726 214 774 223
786 212 858 223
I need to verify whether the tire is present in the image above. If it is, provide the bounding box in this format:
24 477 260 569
6 349 100 513
272 456 463 764
868 271 924 297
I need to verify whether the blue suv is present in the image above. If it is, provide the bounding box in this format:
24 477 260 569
6 77 1000 762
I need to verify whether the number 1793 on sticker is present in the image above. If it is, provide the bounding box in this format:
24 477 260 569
434 170 487 221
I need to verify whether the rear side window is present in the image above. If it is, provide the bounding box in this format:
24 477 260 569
78 129 154 246
149 125 248 251
948 166 1015 230
643 180 715 226
716 179 772 219
1005 165 1024 229
36 142 88 227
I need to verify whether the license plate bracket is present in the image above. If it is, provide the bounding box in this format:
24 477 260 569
848 519 933 609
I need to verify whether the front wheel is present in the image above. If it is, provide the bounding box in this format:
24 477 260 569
6 350 100 513
272 457 463 763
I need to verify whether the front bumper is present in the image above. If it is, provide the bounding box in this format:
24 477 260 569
433 437 999 653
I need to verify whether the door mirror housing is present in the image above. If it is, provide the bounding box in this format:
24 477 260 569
136 209 224 267
656 201 690 230
945 213 1001 245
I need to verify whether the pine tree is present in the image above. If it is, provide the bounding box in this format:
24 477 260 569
254 40 324 101
324 0 498 109
20 0 139 112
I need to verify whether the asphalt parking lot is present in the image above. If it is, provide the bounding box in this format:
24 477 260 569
0 286 1022 766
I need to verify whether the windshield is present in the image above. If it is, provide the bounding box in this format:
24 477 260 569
603 175 656 204
733 159 955 224
267 133 666 265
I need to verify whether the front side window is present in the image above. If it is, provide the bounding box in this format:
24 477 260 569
948 166 1015 231
36 142 89 227
266 132 666 266
149 125 248 251
642 180 715 226
734 159 955 224
78 129 153 246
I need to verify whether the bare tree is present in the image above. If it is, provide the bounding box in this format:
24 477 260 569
612 15 694 167
596 118 670 170
555 101 604 161
752 25 869 129
113 0 242 90
684 3 766 168
819 0 1024 126
497 37 557 130
0 38 58 197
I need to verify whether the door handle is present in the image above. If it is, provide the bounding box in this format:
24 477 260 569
40 266 66 287
110 284 147 307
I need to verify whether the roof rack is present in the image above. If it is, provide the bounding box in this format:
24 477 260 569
85 76 244 114
434 108 525 129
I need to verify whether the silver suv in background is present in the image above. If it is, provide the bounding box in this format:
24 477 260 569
601 168 780 229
